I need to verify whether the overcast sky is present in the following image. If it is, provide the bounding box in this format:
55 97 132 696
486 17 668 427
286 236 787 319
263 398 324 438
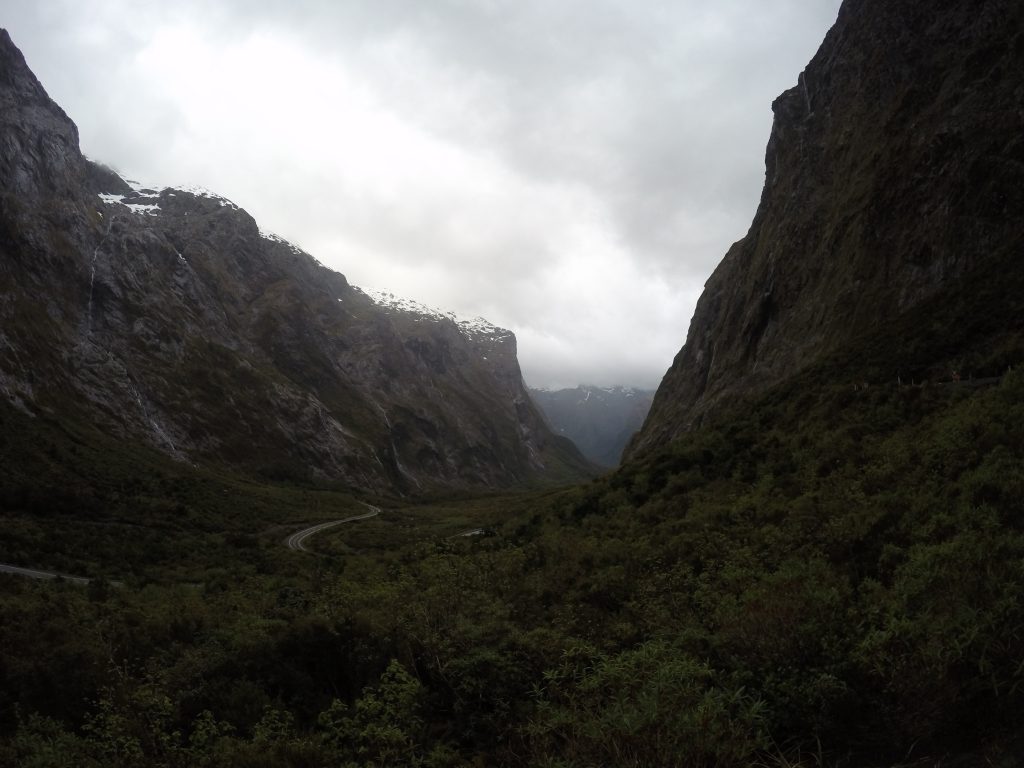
1 0 841 389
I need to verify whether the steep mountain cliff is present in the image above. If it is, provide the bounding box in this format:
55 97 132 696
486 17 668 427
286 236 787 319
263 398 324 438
631 0 1024 456
0 29 592 493
530 385 654 467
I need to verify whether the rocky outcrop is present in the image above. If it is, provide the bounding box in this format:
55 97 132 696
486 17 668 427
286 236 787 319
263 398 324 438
0 30 87 202
630 0 1024 456
0 29 592 493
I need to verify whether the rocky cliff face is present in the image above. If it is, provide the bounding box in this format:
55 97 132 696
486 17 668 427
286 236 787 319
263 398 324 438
0 29 592 493
630 0 1024 456
530 386 654 467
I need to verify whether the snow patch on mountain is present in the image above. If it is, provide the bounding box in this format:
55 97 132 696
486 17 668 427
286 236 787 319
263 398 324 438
98 191 159 216
97 178 241 216
356 287 513 342
258 229 305 256
168 183 239 209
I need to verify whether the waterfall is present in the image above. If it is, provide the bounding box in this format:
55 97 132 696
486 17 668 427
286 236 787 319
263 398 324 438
86 216 117 336
128 378 177 455
85 248 98 335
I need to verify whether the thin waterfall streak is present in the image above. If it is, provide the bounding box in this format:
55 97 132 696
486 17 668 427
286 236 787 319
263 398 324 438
86 216 117 337
86 249 98 335
129 377 177 455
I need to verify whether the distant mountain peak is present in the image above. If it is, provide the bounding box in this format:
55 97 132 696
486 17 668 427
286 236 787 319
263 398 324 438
530 384 655 467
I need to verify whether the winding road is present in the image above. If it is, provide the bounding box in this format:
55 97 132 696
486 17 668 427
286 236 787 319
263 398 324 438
0 503 382 584
0 563 92 584
285 504 380 552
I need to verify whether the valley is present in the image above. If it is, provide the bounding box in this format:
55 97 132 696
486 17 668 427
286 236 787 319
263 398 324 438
3 0 1024 765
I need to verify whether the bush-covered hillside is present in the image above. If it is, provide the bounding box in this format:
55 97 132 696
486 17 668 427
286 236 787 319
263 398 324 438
3 338 1022 765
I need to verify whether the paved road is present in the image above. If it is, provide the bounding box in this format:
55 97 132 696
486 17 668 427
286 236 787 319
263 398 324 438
0 563 92 584
285 504 380 552
1 504 382 582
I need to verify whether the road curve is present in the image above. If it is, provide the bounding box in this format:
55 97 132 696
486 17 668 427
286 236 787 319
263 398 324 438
1 505 383 583
285 504 380 552
0 563 92 584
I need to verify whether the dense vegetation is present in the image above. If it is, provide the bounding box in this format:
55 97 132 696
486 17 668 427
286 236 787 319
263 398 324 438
3 252 1024 766
3 315 1023 766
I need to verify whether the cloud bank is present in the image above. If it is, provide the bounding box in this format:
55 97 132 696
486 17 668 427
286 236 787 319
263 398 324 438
1 0 842 388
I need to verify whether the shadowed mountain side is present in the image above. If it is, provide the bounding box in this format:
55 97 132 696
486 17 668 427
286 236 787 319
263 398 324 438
629 0 1024 458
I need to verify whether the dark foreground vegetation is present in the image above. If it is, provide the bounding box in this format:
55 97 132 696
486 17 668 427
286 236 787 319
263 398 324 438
4 267 1024 767
3 363 1023 766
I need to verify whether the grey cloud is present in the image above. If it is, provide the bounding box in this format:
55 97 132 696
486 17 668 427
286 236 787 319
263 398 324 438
0 0 842 387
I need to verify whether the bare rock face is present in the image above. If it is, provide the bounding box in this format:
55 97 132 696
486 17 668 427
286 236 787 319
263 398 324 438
0 29 592 493
629 0 1024 456
0 30 87 202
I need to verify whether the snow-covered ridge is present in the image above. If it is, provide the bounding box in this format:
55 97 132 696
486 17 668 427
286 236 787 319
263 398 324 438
95 175 320 263
96 178 240 216
167 183 239 208
258 229 305 256
355 286 513 341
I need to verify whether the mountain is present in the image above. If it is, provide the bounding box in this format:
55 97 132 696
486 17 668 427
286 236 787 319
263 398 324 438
0 29 592 494
529 385 654 467
630 0 1024 457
